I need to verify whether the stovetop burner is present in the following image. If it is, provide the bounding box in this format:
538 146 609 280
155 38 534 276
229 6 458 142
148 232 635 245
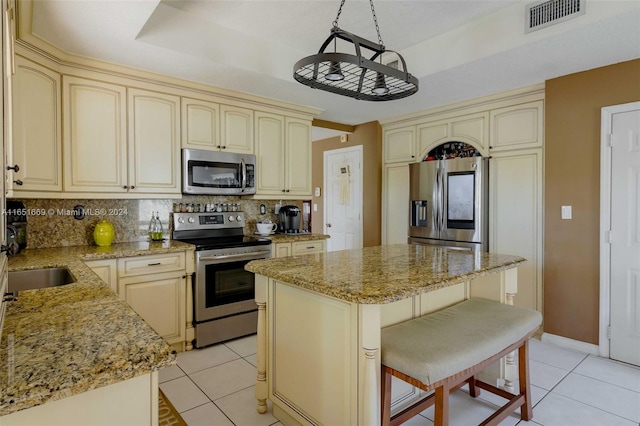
171 212 272 251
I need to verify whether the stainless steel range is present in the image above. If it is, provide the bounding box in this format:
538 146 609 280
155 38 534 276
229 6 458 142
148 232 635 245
172 212 271 348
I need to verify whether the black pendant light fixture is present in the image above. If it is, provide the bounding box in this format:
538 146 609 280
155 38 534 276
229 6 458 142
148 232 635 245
293 0 418 101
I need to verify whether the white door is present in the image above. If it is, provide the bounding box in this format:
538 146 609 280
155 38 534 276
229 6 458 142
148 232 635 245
603 102 640 366
323 146 363 252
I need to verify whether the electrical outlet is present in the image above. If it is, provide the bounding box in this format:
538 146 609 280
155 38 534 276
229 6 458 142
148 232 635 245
561 205 572 220
314 187 321 197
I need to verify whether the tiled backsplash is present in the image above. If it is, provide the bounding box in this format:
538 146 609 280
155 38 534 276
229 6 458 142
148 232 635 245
14 196 299 249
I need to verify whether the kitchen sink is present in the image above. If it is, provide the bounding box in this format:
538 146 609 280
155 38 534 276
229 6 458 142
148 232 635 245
8 267 76 293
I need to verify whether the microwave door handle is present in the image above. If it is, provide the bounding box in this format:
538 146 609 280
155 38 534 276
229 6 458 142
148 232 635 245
240 158 247 192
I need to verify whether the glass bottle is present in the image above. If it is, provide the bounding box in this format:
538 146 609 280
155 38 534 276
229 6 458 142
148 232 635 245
149 211 164 241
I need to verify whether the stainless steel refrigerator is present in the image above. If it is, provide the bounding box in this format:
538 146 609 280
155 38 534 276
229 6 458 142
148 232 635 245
408 157 489 252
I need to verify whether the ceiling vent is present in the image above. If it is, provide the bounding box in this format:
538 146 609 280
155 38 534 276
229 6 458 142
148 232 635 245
525 0 585 33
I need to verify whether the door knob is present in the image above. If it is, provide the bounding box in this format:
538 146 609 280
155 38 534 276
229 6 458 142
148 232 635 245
326 223 332 228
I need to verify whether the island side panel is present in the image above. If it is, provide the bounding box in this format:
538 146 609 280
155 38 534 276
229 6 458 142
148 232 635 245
267 279 358 426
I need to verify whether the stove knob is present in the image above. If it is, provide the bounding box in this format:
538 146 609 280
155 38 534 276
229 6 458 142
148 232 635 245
178 217 185 224
228 215 235 222
236 215 243 222
188 217 195 223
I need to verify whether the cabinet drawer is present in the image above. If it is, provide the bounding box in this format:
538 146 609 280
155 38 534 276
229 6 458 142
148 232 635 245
292 240 325 256
118 252 186 277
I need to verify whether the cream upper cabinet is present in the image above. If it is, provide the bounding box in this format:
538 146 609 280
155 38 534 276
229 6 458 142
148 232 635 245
128 88 181 194
489 101 543 151
181 97 220 151
255 113 312 197
255 112 285 194
384 127 416 163
10 55 61 193
63 76 128 193
63 79 180 195
220 104 254 154
416 112 489 158
285 117 312 196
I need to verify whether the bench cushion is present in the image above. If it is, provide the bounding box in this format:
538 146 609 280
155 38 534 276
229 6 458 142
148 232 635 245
381 298 542 386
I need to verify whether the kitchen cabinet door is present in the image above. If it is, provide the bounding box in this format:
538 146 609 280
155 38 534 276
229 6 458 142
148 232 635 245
182 97 220 151
255 112 286 194
119 270 186 345
220 104 254 154
84 258 117 294
382 163 410 245
489 149 543 311
285 117 312 196
384 127 416 163
63 76 128 193
128 89 181 194
10 55 62 193
489 101 543 151
272 242 291 258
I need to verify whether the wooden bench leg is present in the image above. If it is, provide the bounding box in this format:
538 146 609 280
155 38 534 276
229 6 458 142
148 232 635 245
468 374 481 398
434 383 450 426
381 368 392 426
519 339 533 421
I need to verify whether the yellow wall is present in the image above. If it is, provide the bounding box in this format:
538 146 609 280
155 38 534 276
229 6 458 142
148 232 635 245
311 121 382 247
544 59 640 344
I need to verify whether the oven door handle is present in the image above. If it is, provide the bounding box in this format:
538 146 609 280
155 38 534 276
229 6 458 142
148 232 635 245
198 252 270 262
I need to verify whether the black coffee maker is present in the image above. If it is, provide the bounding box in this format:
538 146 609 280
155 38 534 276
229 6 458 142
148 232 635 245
278 205 301 233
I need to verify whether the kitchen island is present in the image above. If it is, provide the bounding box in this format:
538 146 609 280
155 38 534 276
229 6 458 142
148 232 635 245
0 240 193 425
246 244 526 426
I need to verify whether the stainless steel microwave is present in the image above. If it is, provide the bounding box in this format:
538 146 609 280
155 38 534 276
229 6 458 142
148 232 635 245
182 148 256 195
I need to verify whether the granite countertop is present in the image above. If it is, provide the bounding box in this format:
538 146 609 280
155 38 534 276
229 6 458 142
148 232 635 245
262 233 330 243
0 240 194 416
246 244 526 304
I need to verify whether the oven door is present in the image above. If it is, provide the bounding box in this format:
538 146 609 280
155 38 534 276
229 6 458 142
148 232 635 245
194 250 269 322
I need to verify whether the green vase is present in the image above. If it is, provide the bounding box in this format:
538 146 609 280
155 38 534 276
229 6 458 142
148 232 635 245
94 219 115 246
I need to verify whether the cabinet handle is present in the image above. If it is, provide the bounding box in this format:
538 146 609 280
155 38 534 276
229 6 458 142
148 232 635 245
182 275 186 279
6 164 19 172
13 180 23 186
307 246 315 249
147 262 161 266
217 145 221 149
282 189 286 192
130 185 135 190
221 146 226 149
285 189 290 193
123 185 128 189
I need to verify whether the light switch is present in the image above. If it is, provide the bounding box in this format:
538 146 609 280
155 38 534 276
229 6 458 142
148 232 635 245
313 203 318 212
561 205 572 220
314 187 321 197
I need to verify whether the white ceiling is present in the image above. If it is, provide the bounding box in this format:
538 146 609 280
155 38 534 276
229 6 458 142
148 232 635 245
30 0 640 126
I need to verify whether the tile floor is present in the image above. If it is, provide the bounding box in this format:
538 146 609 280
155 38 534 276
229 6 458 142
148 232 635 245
159 335 640 426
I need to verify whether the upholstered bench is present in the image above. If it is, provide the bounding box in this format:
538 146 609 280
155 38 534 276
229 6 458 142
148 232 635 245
381 298 543 426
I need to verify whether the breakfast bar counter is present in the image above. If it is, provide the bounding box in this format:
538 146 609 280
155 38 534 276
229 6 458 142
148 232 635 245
245 244 526 426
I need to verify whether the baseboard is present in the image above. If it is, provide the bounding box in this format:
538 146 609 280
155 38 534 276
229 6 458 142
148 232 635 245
541 332 600 355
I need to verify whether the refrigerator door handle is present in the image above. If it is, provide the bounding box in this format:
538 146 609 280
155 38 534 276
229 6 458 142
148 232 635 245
432 165 440 231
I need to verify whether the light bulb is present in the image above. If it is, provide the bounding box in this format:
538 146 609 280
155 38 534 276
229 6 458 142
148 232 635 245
372 72 389 95
325 61 345 81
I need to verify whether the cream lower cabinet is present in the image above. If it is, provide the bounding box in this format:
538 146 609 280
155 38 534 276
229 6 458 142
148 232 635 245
255 112 312 198
9 55 62 194
83 258 118 293
272 240 325 258
489 149 543 311
2 372 159 426
382 163 410 245
116 252 188 351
